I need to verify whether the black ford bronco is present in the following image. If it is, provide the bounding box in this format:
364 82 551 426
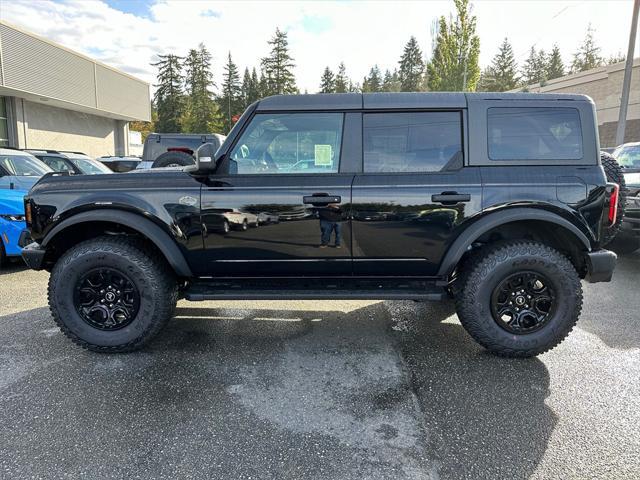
21 93 619 357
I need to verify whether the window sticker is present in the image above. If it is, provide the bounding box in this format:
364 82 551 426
314 144 332 166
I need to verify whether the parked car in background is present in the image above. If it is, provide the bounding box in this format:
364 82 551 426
138 133 226 169
97 156 142 173
27 150 113 175
610 142 640 253
0 188 29 267
0 149 52 190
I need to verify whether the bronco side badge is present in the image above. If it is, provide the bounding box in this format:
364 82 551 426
179 195 198 207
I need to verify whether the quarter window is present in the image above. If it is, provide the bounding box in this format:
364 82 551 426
363 112 463 173
229 113 343 174
488 107 583 160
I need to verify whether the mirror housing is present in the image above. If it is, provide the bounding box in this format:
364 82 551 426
186 142 218 175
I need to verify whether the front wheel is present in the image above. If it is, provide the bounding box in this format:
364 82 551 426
455 241 582 358
48 236 178 352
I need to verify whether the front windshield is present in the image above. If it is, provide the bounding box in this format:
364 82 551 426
613 145 640 168
71 158 113 174
0 154 52 176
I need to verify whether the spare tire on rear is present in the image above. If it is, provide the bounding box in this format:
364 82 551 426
600 151 627 246
152 151 195 168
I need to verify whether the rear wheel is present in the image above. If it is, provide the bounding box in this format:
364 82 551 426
601 151 627 246
48 236 178 352
455 241 582 358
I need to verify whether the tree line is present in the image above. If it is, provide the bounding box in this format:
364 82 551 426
144 0 625 135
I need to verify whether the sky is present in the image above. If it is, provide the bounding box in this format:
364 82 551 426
0 0 636 94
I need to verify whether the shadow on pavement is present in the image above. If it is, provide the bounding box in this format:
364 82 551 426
0 260 28 276
1 301 556 479
390 300 555 480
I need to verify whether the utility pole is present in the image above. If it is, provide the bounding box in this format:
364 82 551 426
615 0 639 146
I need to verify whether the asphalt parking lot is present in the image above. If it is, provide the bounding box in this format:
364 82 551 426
1 248 639 480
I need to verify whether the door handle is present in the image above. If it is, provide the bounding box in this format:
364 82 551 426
431 192 471 205
303 194 341 205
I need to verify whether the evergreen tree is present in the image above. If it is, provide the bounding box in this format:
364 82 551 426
319 66 336 93
427 0 480 91
382 69 401 92
334 62 349 93
261 28 297 95
522 46 548 85
362 65 383 92
606 52 625 65
152 53 185 133
219 52 243 132
571 24 603 73
398 37 425 91
182 44 222 133
241 67 261 107
477 38 519 92
547 44 565 80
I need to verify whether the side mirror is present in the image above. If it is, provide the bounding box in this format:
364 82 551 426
188 142 218 174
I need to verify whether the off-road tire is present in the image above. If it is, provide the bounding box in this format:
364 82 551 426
601 151 627 246
455 241 582 358
152 151 195 168
48 236 178 352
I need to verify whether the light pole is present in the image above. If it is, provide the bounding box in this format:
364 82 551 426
615 0 639 146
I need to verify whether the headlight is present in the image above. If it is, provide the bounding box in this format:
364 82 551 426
0 214 26 222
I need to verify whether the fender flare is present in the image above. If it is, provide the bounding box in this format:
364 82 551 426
437 207 592 277
43 209 193 277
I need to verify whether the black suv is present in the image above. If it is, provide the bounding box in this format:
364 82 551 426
21 93 618 357
141 133 226 168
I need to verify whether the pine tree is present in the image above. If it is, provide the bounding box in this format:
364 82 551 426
382 69 401 92
427 0 480 91
182 44 222 133
477 38 519 92
522 46 548 85
241 67 261 107
571 24 603 73
152 54 185 133
362 65 383 92
398 37 425 91
319 66 336 93
219 52 243 132
334 62 349 93
547 44 565 80
261 28 297 95
606 52 626 65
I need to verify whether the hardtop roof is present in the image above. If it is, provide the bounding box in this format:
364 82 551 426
255 92 592 111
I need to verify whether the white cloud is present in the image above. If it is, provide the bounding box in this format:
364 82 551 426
0 0 635 95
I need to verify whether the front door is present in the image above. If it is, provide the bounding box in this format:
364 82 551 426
200 112 354 276
351 110 482 276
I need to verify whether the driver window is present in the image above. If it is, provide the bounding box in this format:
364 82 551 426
229 113 343 174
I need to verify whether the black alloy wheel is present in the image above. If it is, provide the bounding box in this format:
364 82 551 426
490 271 556 334
73 267 140 331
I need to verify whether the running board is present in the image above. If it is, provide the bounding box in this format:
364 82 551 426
184 279 446 301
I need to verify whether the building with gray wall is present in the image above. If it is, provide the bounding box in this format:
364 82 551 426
0 21 151 157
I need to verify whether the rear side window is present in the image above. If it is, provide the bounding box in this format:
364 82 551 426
488 107 583 160
363 112 463 173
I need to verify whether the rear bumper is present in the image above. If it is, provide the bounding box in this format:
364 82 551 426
584 249 617 283
21 242 46 270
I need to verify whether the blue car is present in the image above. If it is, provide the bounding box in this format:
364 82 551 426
0 148 52 191
0 188 29 267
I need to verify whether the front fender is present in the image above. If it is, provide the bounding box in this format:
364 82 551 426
42 209 193 277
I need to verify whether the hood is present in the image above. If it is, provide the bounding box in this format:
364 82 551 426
0 189 27 215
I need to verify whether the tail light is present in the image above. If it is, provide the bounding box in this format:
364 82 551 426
608 183 619 225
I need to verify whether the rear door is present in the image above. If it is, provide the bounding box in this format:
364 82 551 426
200 111 358 276
351 109 482 276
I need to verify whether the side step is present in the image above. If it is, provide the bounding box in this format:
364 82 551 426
184 278 446 301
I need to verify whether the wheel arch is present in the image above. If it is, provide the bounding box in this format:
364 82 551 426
42 209 193 277
438 207 593 278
